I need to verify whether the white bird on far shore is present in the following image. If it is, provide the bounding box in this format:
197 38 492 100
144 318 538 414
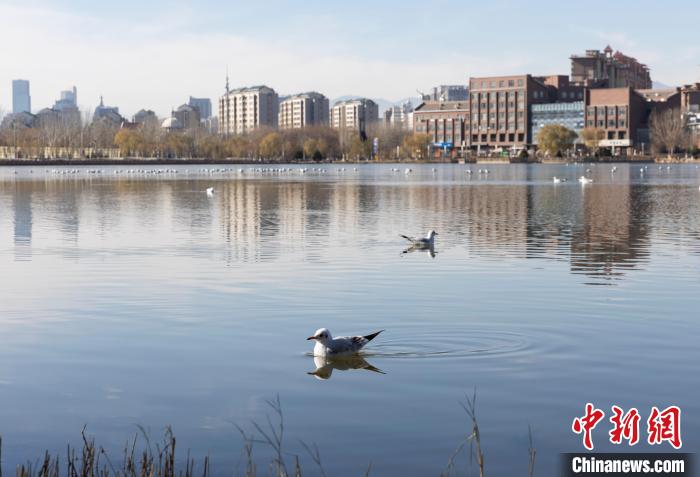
307 328 384 357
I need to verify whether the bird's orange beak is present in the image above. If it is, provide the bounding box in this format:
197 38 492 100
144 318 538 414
307 336 317 340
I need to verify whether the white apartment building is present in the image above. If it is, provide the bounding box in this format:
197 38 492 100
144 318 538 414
384 101 414 130
219 85 278 135
279 92 329 129
330 98 378 132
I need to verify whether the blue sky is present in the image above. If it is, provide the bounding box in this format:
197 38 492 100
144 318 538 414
1 0 698 117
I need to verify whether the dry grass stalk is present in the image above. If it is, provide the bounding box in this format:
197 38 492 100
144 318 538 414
4 393 537 477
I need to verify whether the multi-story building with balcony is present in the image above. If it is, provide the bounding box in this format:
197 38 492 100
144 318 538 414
278 92 329 129
219 85 278 135
330 98 378 133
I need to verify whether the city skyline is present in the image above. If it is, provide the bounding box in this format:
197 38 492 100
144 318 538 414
1 0 699 118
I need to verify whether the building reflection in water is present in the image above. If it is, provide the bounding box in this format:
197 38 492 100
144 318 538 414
569 184 651 281
0 171 675 284
212 176 653 284
13 182 33 261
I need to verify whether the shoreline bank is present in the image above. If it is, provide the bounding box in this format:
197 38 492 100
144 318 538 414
0 157 696 167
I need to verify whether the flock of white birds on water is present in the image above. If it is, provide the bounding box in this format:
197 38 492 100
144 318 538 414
5 163 700 191
32 166 363 176
548 163 700 188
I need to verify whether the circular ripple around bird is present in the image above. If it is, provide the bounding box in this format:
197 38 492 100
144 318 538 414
361 328 532 360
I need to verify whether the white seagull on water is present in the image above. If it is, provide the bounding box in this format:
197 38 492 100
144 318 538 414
206 187 214 196
400 230 438 248
307 328 384 357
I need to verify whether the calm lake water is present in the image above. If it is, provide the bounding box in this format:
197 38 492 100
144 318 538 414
1 163 699 476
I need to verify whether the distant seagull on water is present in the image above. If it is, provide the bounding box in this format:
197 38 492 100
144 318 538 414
307 328 384 357
206 187 214 196
400 230 438 248
578 176 593 184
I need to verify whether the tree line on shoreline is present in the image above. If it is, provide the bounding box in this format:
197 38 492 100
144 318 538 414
1 107 697 161
0 114 433 161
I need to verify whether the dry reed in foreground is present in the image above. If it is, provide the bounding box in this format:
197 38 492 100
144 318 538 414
2 392 535 477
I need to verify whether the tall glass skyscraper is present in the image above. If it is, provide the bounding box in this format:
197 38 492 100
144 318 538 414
12 79 31 114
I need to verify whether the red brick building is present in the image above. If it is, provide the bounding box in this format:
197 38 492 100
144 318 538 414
413 100 469 157
540 75 585 102
414 74 588 154
584 88 647 152
467 74 576 151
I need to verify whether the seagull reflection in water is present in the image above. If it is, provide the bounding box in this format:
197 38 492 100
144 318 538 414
401 242 437 259
307 355 385 380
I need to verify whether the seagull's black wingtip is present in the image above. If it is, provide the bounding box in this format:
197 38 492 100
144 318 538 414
363 330 385 342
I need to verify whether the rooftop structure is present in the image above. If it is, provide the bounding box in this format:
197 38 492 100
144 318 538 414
571 46 652 89
425 85 469 102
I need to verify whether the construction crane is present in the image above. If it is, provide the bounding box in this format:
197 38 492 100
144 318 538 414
416 89 430 101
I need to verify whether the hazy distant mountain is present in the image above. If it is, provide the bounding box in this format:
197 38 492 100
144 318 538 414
652 81 673 89
330 96 422 114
